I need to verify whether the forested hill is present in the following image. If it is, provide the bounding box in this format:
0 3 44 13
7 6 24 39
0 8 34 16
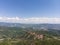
0 22 60 45
0 26 60 39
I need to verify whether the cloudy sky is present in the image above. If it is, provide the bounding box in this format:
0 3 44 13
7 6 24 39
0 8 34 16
0 0 60 23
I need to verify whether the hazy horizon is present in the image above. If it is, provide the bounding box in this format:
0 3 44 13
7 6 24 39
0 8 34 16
0 0 60 24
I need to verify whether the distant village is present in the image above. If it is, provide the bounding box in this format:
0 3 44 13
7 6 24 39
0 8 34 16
27 31 44 40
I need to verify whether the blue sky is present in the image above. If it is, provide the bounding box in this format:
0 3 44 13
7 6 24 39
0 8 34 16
0 0 60 23
0 0 60 18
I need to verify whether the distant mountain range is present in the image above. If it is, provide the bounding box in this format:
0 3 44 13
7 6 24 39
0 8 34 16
0 22 60 30
0 22 60 38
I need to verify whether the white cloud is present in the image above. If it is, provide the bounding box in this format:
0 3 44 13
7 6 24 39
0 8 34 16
0 17 60 24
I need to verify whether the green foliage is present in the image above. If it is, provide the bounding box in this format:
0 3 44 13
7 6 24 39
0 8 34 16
0 27 60 45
